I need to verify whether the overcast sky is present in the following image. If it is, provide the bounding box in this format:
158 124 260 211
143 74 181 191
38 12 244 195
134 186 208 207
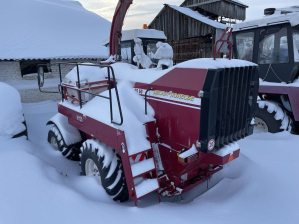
79 0 299 29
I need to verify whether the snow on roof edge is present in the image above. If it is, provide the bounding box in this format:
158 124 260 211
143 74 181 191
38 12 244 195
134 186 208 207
0 55 108 61
167 5 228 30
234 12 299 31
102 29 167 46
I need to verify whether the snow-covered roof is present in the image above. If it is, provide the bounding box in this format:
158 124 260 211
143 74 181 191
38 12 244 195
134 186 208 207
228 0 248 7
0 0 111 60
234 12 299 31
102 29 167 46
167 5 228 30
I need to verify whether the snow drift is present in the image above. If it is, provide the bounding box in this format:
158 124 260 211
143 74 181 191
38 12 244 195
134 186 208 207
0 0 111 60
0 82 25 137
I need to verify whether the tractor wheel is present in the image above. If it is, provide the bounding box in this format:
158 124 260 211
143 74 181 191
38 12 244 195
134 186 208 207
47 125 80 161
80 140 129 202
255 101 292 133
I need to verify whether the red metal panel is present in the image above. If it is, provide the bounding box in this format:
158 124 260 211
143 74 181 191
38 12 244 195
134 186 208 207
151 68 207 95
58 105 123 151
259 85 299 121
149 98 200 148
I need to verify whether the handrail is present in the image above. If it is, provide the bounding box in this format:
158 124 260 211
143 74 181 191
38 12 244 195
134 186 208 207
38 62 123 126
144 88 153 115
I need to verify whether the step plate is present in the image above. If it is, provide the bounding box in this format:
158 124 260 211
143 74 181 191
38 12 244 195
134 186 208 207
131 158 155 177
135 178 159 199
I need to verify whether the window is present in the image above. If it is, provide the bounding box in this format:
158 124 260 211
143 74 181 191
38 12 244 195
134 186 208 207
120 42 132 64
258 28 289 64
20 60 51 77
146 42 158 60
236 32 254 62
293 30 299 62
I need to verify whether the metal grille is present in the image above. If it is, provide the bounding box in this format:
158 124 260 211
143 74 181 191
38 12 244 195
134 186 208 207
199 65 259 153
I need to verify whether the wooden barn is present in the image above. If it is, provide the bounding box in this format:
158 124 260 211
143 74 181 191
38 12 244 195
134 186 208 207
148 0 248 60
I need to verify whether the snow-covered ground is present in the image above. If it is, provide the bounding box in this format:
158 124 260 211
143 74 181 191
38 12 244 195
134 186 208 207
0 101 299 224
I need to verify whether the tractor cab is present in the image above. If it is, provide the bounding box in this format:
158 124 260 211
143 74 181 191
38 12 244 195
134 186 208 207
233 7 299 83
102 29 167 66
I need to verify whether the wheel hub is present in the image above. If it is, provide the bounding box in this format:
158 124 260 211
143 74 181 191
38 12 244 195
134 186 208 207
254 117 268 132
85 159 101 184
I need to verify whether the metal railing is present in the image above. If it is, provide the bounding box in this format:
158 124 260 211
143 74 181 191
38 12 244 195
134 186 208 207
38 62 123 126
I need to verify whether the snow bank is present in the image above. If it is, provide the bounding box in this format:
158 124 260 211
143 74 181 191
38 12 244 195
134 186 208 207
0 82 25 137
65 65 106 85
1 101 299 223
0 0 111 60
62 81 155 155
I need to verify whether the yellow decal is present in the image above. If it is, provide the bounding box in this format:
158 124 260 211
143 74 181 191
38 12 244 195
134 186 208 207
153 90 195 101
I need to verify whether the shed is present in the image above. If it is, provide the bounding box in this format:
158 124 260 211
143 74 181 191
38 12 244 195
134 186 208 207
148 1 248 61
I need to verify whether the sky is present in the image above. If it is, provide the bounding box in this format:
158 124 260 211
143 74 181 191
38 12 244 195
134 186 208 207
79 0 299 29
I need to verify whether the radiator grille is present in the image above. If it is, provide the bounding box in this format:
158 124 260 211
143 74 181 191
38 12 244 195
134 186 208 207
199 66 259 153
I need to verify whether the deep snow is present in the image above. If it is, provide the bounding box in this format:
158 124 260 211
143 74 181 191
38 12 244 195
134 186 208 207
0 82 25 137
0 100 299 223
0 0 111 60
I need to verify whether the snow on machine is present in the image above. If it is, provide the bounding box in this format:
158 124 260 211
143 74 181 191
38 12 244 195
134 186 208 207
37 0 259 205
233 6 299 133
0 82 28 139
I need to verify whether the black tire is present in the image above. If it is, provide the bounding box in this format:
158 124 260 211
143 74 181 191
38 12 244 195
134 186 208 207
47 125 80 161
80 140 129 202
255 102 291 133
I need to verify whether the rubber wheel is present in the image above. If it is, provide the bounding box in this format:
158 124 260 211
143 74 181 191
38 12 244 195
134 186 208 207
47 126 80 161
255 103 291 133
80 140 129 202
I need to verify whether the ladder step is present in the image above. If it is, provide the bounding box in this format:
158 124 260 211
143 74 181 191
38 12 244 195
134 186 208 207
129 148 151 157
131 158 156 178
135 178 159 199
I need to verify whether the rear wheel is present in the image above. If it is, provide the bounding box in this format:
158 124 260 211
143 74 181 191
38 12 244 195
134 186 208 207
80 140 129 202
47 125 81 161
255 101 292 133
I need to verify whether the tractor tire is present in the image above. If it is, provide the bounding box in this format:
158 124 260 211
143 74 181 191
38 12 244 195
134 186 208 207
80 140 129 202
255 101 292 133
47 125 80 161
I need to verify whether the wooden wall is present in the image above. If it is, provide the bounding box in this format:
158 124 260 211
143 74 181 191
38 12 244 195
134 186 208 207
181 0 246 20
148 5 216 42
170 37 213 61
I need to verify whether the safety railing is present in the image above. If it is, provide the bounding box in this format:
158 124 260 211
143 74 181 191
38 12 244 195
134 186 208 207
37 62 123 126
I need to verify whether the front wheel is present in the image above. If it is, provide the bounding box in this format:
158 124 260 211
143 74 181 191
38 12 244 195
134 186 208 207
80 140 129 202
47 125 81 161
255 101 292 133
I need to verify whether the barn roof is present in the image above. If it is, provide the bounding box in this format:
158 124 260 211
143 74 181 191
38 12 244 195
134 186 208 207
181 0 248 8
167 5 227 29
0 0 111 61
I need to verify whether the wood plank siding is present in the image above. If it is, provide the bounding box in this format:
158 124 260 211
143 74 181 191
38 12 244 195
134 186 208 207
148 5 215 42
148 5 215 60
180 0 247 20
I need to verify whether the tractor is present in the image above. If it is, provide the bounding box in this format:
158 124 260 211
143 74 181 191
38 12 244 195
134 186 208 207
37 0 259 206
233 6 299 133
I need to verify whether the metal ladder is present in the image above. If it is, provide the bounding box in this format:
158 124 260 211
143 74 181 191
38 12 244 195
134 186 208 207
119 120 161 206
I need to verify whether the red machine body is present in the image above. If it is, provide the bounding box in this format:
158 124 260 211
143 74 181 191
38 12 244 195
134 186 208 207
42 0 258 206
